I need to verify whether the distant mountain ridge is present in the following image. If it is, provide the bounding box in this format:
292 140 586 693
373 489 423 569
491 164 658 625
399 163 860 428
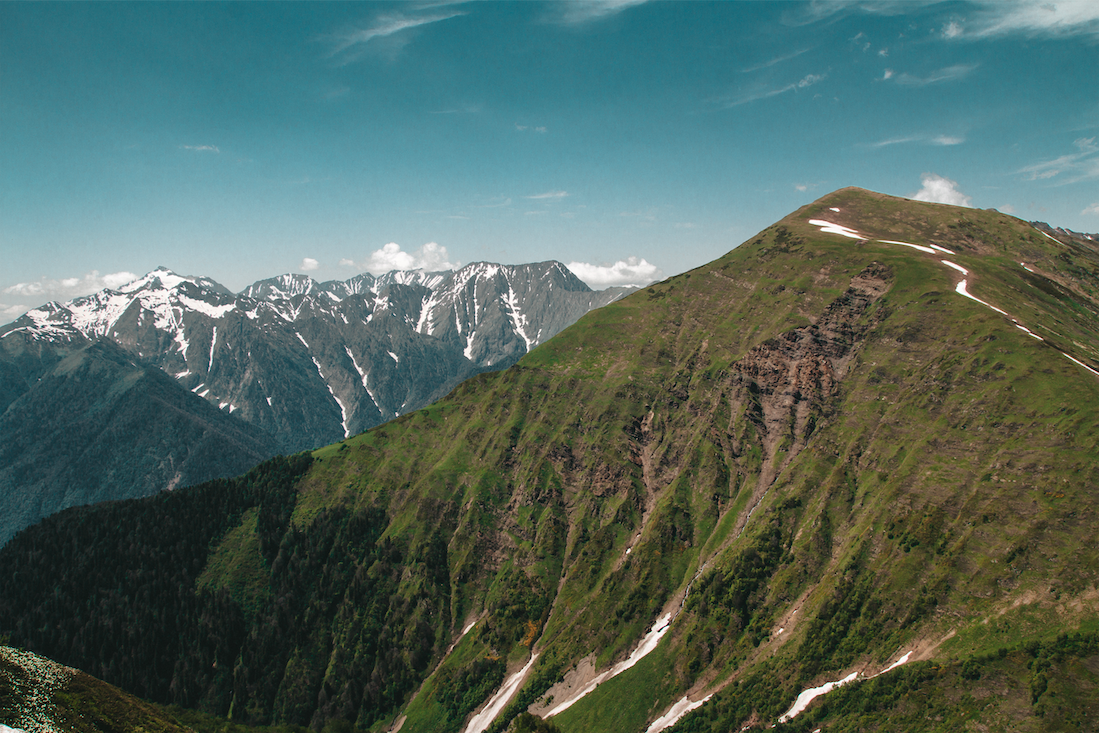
1 261 632 452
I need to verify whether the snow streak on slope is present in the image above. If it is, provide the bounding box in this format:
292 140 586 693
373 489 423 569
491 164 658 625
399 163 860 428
208 327 217 373
545 613 674 717
504 284 533 351
810 218 1098 379
645 693 714 733
345 346 378 409
310 355 350 438
463 654 540 733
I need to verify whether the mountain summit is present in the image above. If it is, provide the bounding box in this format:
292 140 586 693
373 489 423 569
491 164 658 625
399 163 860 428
2 188 1098 732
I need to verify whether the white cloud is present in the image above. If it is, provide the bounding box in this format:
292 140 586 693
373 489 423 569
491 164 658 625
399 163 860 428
526 190 569 200
566 257 661 288
882 68 894 79
932 135 965 146
999 204 1017 215
911 173 972 207
1084 202 1099 216
181 145 220 153
300 257 319 271
795 184 808 192
344 242 460 275
1 303 30 323
3 270 139 301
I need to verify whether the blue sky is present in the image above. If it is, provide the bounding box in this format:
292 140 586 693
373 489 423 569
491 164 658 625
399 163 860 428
2 0 1097 322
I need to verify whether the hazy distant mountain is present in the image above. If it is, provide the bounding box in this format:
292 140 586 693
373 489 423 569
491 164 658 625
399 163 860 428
1 261 632 453
0 262 630 543
0 339 278 546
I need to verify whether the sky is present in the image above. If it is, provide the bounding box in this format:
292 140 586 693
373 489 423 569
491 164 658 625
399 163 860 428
2 0 1097 323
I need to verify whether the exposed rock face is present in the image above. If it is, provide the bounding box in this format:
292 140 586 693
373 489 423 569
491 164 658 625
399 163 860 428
731 262 893 495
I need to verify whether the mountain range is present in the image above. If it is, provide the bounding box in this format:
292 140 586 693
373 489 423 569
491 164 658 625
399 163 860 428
0 262 630 545
2 188 1098 733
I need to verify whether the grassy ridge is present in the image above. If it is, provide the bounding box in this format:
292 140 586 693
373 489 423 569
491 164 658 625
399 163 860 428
2 188 1098 732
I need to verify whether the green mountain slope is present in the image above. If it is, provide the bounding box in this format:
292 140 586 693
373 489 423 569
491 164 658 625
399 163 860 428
0 339 280 546
2 188 1098 732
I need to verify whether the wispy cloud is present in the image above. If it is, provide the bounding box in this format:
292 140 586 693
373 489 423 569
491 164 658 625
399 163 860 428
566 256 660 288
797 1 1099 39
1083 202 1099 216
720 72 827 108
327 10 465 64
868 133 964 148
526 190 569 200
3 270 139 304
890 63 977 86
963 1 1099 39
555 0 651 25
911 173 972 207
515 124 548 133
741 48 812 73
1017 137 1099 184
181 144 220 153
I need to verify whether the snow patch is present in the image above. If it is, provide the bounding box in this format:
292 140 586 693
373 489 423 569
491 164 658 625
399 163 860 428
829 207 840 212
878 239 936 254
872 651 913 678
177 294 236 319
929 243 955 254
778 671 859 723
808 219 863 239
940 260 968 275
1020 262 1035 273
388 350 399 363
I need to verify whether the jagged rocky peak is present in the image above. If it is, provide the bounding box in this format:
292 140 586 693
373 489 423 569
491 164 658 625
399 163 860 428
117 267 231 296
241 273 320 301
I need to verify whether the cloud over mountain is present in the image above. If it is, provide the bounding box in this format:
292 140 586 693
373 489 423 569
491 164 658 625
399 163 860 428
567 256 660 288
911 173 972 207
